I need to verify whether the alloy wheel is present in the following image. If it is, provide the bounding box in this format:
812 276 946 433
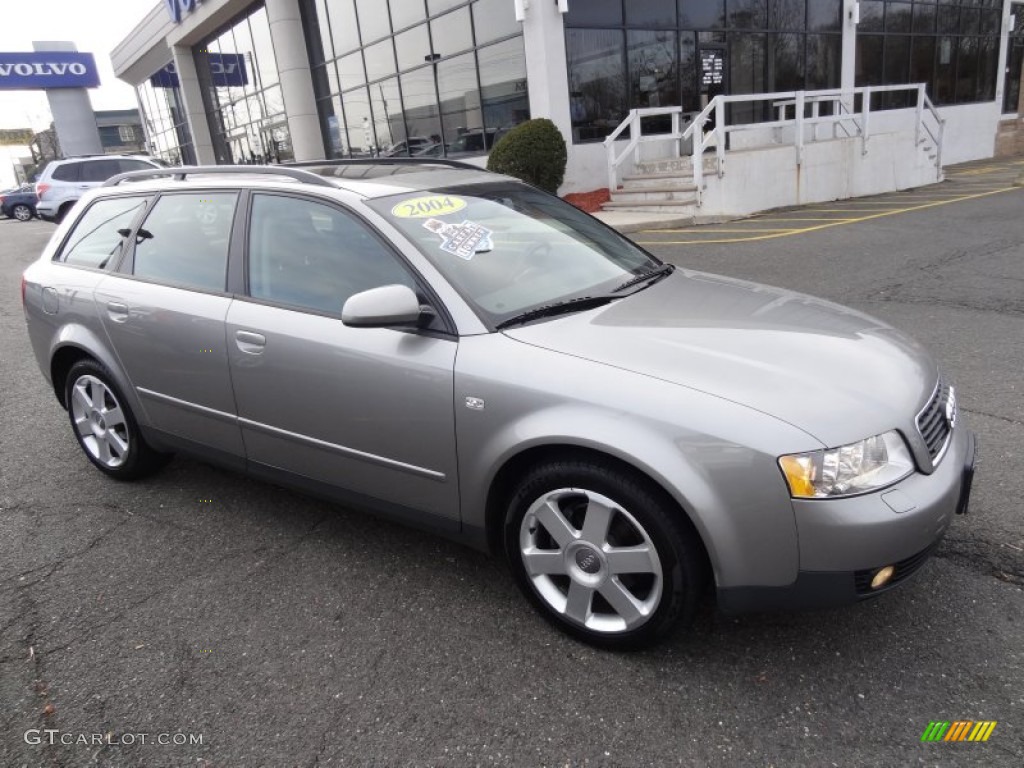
13 205 32 221
519 488 663 634
70 375 130 468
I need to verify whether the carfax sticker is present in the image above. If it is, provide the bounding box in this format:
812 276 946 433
391 195 467 219
423 217 493 260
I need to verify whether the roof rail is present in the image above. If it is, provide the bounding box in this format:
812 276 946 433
102 165 336 188
288 157 485 172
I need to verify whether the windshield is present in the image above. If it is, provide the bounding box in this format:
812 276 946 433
368 183 660 327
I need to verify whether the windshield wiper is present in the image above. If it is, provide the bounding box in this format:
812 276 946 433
495 295 617 330
611 263 675 293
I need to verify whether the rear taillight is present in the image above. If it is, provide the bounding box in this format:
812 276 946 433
0 195 5 204
35 183 50 198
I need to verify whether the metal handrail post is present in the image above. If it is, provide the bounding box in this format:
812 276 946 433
714 97 725 178
795 91 805 166
862 89 871 155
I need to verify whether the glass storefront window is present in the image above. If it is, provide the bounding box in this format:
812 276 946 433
342 86 376 154
478 37 529 135
309 0 529 158
198 3 293 164
355 0 390 44
567 29 627 143
136 62 195 165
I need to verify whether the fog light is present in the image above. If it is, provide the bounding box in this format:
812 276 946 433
871 565 896 589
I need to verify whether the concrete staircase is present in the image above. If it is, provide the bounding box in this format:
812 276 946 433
603 155 718 214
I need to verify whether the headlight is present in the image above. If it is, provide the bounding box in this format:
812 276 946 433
778 431 915 499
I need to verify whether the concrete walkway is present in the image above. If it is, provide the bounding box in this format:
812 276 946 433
592 156 1024 234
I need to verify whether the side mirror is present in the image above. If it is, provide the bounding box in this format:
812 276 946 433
341 284 433 329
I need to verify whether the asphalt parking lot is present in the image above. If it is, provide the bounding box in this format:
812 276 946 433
1 160 1023 767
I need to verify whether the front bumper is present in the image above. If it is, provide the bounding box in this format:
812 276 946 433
718 427 976 614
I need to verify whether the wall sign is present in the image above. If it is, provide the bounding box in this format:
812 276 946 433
700 51 724 88
150 54 249 88
164 0 203 23
0 52 100 90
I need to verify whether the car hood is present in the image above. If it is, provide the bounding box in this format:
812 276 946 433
502 269 938 447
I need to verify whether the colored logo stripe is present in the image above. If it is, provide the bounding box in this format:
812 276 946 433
921 721 996 742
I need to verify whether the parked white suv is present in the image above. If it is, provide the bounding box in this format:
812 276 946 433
35 155 164 223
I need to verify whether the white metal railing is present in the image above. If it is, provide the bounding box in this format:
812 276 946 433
603 84 946 207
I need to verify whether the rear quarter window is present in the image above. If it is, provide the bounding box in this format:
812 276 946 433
58 196 151 270
51 163 80 182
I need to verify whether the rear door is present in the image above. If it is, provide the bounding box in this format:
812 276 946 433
95 190 244 461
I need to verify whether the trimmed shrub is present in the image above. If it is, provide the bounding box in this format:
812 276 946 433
486 118 567 195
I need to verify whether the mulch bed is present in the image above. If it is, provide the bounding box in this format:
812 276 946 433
562 188 610 213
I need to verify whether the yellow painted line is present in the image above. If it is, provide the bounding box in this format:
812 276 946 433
636 186 1018 246
640 227 799 234
742 217 858 222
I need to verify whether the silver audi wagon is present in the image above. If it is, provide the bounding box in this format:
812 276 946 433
21 162 975 648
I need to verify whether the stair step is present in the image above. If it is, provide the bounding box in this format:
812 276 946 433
603 200 698 213
612 191 697 204
621 177 699 192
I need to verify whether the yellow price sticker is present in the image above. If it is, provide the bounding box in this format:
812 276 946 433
391 195 467 219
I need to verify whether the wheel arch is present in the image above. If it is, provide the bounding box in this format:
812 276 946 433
484 442 713 579
48 328 143 422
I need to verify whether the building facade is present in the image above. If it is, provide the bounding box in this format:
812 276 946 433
113 0 1023 192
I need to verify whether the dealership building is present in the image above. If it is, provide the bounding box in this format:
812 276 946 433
112 0 1024 194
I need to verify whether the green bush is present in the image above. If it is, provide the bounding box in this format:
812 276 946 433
486 118 567 195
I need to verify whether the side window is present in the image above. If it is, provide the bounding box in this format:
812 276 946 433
118 159 157 173
248 194 417 316
132 192 237 292
59 196 151 269
79 160 123 183
51 163 80 182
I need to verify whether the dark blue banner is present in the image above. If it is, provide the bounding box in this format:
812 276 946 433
150 54 249 89
0 52 100 90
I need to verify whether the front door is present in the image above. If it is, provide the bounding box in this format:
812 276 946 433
226 193 460 523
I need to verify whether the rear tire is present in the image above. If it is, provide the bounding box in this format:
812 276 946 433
64 359 171 480
504 459 706 650
12 204 33 221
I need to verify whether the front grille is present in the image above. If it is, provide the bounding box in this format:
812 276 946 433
854 542 938 596
916 379 954 464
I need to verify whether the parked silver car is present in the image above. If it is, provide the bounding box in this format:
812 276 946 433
34 154 163 223
21 162 975 648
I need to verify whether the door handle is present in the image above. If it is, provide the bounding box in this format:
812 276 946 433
106 301 129 323
235 330 266 354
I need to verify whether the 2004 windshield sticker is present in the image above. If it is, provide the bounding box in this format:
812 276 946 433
422 217 493 261
391 195 467 219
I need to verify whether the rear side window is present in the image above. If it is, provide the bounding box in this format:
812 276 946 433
79 160 123 183
59 196 151 269
51 163 80 182
132 192 237 292
118 159 157 173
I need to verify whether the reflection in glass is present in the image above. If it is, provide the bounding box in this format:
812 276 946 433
372 77 405 152
431 8 473 57
478 38 529 135
472 0 519 46
390 0 426 32
363 39 397 82
400 67 443 147
355 0 390 44
567 29 627 143
325 0 360 54
438 52 482 151
342 87 376 154
337 51 365 91
395 24 431 71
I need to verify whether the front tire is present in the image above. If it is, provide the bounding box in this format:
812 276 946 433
504 460 706 649
12 204 33 221
65 360 170 480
